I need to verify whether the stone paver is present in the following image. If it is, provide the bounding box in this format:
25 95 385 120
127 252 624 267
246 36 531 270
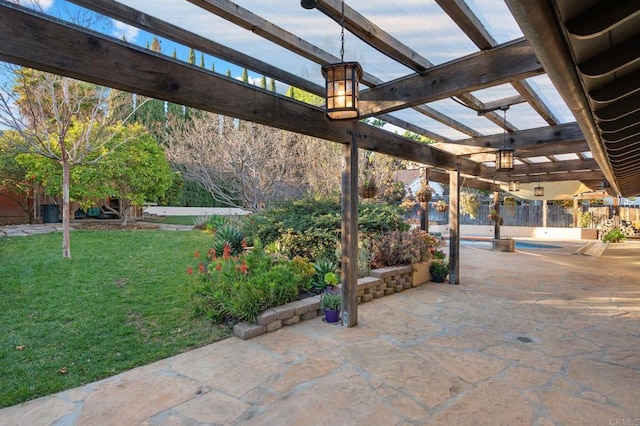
1 239 639 425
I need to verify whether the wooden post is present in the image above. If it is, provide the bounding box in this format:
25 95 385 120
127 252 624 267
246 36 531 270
420 169 429 232
613 196 620 228
573 198 579 227
449 168 460 285
493 191 501 239
341 129 360 327
542 200 548 228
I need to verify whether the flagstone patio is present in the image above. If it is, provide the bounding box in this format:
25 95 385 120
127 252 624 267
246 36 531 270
1 239 639 425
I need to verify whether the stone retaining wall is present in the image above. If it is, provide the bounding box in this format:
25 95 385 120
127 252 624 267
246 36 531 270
234 264 427 340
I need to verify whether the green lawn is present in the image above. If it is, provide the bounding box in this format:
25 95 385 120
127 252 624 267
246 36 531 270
142 215 200 225
0 229 230 408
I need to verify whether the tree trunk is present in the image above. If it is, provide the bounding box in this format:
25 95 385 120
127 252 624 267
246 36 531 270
121 199 129 226
61 153 71 258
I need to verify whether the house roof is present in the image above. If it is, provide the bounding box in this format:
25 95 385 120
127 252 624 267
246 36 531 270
1 0 638 197
394 169 421 186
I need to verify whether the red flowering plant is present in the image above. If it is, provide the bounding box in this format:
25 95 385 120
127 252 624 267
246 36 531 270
190 238 315 324
186 249 207 280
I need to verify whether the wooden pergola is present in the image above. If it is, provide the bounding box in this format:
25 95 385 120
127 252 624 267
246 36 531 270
1 0 638 326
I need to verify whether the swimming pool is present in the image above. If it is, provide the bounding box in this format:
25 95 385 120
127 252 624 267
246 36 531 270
514 241 562 249
459 240 562 249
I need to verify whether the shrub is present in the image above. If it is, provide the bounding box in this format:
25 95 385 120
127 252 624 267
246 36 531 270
371 228 436 268
278 228 338 262
312 258 339 292
433 249 446 260
603 228 626 243
429 259 449 282
190 241 315 324
211 223 246 256
357 238 374 277
202 215 230 231
578 211 592 228
245 196 408 262
335 238 374 278
359 203 410 234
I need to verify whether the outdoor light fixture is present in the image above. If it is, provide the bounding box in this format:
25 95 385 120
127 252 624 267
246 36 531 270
534 183 544 197
509 179 520 192
495 107 515 171
321 0 362 120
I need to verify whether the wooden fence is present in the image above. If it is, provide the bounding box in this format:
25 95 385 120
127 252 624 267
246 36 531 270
408 202 640 228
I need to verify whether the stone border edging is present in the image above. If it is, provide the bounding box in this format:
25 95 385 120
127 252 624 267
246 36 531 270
233 263 429 340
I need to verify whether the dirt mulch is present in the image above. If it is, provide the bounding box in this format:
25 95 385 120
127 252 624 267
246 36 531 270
71 221 160 231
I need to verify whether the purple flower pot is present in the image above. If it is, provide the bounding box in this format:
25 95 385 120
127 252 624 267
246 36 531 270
324 309 341 323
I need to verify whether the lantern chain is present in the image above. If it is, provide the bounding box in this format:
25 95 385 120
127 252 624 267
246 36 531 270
340 0 345 62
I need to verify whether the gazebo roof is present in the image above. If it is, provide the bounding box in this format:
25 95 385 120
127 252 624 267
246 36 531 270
1 0 638 197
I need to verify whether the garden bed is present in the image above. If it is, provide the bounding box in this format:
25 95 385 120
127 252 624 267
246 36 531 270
233 263 429 339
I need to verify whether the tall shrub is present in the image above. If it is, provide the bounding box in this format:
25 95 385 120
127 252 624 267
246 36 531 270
245 196 408 262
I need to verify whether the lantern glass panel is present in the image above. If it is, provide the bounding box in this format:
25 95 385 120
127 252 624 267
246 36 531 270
496 149 514 171
322 62 362 120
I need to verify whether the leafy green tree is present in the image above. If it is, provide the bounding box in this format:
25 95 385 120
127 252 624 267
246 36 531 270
17 125 175 226
0 66 143 258
88 126 175 225
285 86 323 106
402 130 433 143
0 131 34 222
241 68 249 84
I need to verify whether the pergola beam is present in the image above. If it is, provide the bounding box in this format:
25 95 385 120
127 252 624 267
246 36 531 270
185 0 391 87
358 39 543 117
486 158 601 179
458 141 589 162
315 0 432 72
66 0 325 97
427 169 500 192
508 171 605 184
0 2 481 175
313 0 551 132
436 0 559 125
435 0 495 50
449 122 585 149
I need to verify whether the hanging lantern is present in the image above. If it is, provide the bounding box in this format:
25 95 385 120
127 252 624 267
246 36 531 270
319 0 362 120
496 148 515 171
508 179 520 192
534 185 545 197
322 62 363 120
495 107 515 171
